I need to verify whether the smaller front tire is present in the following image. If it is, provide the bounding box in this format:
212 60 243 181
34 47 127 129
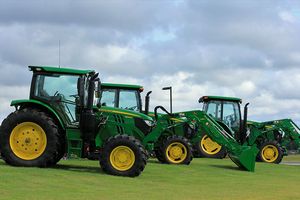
100 135 147 177
159 135 193 165
257 141 283 164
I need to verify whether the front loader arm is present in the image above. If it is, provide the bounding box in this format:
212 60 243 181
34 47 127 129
195 113 259 172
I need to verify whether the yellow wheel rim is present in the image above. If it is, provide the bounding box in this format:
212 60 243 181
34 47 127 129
200 135 222 155
9 122 47 160
110 146 135 171
166 142 187 164
261 145 279 163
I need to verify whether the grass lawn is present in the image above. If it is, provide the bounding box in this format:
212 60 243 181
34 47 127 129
0 155 299 200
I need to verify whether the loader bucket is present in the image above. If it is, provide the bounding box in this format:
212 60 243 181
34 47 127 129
228 145 259 172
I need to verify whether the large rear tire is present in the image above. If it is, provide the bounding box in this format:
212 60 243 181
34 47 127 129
0 108 61 167
158 135 193 165
193 134 227 159
100 135 147 177
50 133 66 165
257 141 283 164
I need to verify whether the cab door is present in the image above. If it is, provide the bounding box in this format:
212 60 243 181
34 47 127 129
31 73 80 127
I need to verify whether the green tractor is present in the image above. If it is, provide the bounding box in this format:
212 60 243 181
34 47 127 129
100 83 259 171
247 119 300 162
0 66 197 177
199 96 300 163
97 83 195 165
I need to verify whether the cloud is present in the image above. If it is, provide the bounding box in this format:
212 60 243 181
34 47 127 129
0 85 30 120
0 0 300 125
279 11 297 23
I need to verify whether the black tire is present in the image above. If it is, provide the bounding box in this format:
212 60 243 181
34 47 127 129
154 148 166 163
0 108 61 167
193 134 227 159
257 141 283 164
50 133 66 165
100 135 147 177
154 137 167 163
158 135 193 165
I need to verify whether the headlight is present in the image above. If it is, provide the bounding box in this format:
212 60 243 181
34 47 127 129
144 119 154 127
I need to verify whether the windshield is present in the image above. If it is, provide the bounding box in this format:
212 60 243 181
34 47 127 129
119 89 140 112
101 89 117 107
33 74 79 124
222 101 241 134
100 88 141 112
205 100 222 120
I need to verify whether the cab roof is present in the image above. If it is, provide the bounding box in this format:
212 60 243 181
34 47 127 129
199 96 242 103
101 82 144 90
29 66 94 75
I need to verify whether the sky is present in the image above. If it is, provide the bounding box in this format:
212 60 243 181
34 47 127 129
0 0 300 123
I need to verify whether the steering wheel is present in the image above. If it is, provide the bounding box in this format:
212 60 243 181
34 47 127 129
69 94 79 98
53 91 65 101
154 106 175 120
53 91 59 96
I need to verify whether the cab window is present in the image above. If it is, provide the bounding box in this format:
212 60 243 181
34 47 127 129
101 89 117 107
33 74 79 124
223 101 241 133
119 90 140 112
34 74 78 102
206 100 222 120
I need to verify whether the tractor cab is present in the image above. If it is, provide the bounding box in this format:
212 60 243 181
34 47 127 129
100 83 144 112
199 96 251 147
199 96 243 139
28 66 101 129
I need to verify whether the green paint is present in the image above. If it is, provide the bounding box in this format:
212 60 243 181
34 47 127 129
100 106 152 121
10 99 65 129
199 95 242 102
102 82 143 90
29 66 94 75
66 129 82 158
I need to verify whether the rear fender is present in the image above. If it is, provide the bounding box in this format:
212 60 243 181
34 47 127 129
11 99 65 130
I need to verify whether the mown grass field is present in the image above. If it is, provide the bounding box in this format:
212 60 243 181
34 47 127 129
0 155 299 200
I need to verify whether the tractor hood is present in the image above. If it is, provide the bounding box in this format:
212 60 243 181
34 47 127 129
99 106 153 121
246 120 263 129
148 109 207 124
147 110 197 123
